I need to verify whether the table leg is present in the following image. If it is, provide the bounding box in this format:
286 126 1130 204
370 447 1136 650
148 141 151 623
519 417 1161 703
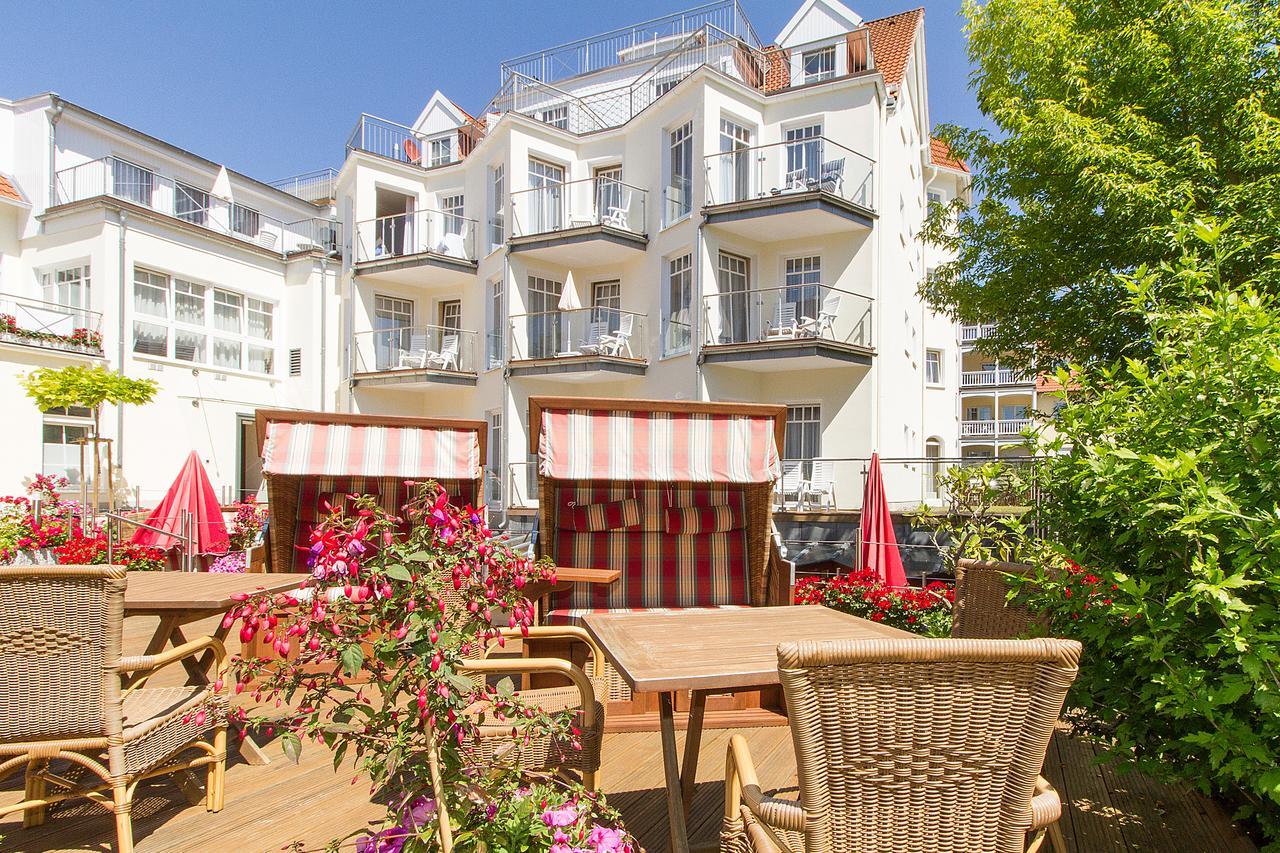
680 689 707 817
659 692 691 853
122 615 182 689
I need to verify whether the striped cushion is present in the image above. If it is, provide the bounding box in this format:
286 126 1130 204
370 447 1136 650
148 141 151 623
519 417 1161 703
664 503 743 535
545 605 750 626
559 498 641 532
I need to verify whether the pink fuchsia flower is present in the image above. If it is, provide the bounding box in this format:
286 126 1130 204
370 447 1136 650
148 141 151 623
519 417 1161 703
403 795 436 829
541 803 579 827
589 826 627 852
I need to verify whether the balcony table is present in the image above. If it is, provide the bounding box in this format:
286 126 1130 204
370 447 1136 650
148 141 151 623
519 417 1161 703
123 571 311 765
582 605 914 853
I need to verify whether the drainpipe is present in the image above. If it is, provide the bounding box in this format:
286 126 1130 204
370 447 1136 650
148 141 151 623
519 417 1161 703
693 218 705 401
116 209 128 462
318 257 328 411
47 98 64 208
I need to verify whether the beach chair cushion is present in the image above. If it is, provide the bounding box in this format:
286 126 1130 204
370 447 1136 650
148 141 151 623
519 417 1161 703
548 481 749 611
558 498 641 532
663 503 744 535
545 604 749 627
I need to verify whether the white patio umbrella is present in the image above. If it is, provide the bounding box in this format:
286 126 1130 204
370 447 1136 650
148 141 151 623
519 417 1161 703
557 272 582 354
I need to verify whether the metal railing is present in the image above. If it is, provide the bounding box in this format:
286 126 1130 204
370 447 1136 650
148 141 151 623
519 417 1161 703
960 368 1028 387
504 461 539 510
269 168 339 204
776 30 875 87
510 176 647 238
508 307 647 362
345 115 466 167
352 325 478 375
284 217 342 255
704 136 875 211
0 292 103 354
960 323 998 343
960 419 1034 438
54 157 337 256
353 209 478 264
498 0 761 85
703 284 873 350
775 456 1043 512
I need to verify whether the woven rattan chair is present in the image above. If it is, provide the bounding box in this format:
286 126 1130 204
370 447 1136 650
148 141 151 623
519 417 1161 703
722 637 1081 853
953 558 1047 639
0 566 228 853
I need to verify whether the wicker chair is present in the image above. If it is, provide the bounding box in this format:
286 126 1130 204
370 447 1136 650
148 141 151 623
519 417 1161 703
0 566 228 853
722 637 1081 853
953 558 1047 639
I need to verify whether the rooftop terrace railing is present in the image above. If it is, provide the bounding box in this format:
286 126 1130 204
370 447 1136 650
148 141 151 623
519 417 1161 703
269 168 339 204
345 115 468 168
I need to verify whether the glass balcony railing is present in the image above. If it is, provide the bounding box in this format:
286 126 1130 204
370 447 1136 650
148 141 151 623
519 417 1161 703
510 176 647 238
702 283 873 350
354 209 478 264
703 136 874 211
352 325 478 375
507 307 646 362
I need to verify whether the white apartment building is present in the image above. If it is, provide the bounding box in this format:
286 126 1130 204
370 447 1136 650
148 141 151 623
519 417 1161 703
957 321 1063 459
0 0 972 519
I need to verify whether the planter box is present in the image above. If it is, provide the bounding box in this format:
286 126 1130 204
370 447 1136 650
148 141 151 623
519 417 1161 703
7 548 59 566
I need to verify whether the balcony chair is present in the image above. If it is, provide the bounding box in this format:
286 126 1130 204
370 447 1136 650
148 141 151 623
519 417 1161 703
397 333 431 369
424 334 460 371
775 461 804 510
257 230 278 250
764 302 800 340
436 230 467 259
576 321 608 355
952 559 1050 640
0 566 228 853
797 292 841 339
817 158 845 195
783 168 810 192
600 188 633 230
722 637 1080 853
597 313 635 357
797 460 836 511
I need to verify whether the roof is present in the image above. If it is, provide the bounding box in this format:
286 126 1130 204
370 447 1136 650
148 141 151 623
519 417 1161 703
930 137 969 173
864 8 923 87
0 172 27 205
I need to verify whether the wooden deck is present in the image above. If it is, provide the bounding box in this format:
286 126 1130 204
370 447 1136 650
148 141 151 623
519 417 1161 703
0 616 1256 853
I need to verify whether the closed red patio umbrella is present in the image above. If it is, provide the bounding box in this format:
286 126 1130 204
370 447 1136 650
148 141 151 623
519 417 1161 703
130 451 230 554
859 452 907 587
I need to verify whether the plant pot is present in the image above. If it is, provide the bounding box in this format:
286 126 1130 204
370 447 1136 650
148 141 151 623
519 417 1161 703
7 548 58 566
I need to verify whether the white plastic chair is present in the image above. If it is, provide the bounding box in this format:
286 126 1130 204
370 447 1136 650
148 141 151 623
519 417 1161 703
597 313 635 357
437 231 466 258
797 292 841 339
776 461 804 510
783 168 809 192
577 321 608 354
397 333 429 369
764 302 799 340
799 459 837 510
601 188 632 230
425 335 460 371
818 158 845 194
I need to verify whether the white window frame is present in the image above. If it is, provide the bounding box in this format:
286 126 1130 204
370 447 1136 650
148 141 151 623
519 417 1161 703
784 403 822 479
428 133 455 167
665 121 694 227
488 164 505 252
441 193 465 236
485 277 504 370
42 264 91 312
925 348 944 386
801 45 837 83
539 104 569 130
662 252 693 357
42 406 95 484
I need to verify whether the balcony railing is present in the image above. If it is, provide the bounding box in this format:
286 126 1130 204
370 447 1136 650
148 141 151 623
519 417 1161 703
960 419 1033 438
269 169 339 204
510 176 647 238
53 157 339 256
703 284 873 350
354 209 478 265
508 307 647 362
0 292 103 356
345 115 465 168
703 136 874 211
352 325 478 375
961 323 998 343
960 368 1027 387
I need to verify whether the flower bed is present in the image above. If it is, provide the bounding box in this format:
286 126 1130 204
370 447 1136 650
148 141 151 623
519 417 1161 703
0 475 78 563
794 569 955 636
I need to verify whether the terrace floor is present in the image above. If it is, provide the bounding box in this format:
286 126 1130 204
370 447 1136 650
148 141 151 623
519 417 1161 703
0 616 1257 853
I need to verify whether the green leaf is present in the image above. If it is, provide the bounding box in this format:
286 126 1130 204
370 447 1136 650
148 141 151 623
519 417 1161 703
339 644 365 678
383 564 412 582
280 731 302 765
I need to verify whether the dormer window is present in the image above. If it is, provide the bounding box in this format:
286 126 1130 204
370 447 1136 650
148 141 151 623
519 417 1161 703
428 134 455 167
802 45 836 82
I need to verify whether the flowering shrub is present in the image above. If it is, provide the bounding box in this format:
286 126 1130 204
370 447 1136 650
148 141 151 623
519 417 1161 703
0 313 16 333
68 327 102 349
0 475 80 563
227 500 268 551
209 551 246 574
229 482 632 850
52 530 166 572
0 314 104 352
795 569 954 636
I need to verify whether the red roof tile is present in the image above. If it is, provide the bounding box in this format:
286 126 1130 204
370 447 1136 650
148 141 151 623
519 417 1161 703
930 137 969 173
0 173 23 204
865 8 923 87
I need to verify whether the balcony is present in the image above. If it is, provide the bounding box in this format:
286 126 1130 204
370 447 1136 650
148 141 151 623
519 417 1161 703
960 368 1031 388
0 293 104 358
960 323 998 344
350 326 478 388
268 169 339 205
352 210 478 286
53 157 341 257
507 307 647 380
508 177 647 265
345 115 469 169
702 137 875 240
960 418 1033 439
701 284 873 371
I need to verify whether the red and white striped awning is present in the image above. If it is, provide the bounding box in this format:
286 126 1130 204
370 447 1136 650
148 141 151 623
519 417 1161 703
263 421 479 480
538 408 781 484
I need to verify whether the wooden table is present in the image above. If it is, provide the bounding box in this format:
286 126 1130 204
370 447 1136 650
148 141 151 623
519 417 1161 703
583 606 914 853
124 572 310 765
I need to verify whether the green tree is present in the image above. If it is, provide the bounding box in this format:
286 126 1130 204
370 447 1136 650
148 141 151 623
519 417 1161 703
923 0 1280 370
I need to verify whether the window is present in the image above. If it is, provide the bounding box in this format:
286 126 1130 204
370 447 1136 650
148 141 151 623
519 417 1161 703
925 437 944 497
112 159 153 206
132 268 168 357
247 298 273 339
42 265 91 312
174 328 207 363
785 404 822 478
528 158 565 233
716 252 750 344
441 194 465 236
592 280 621 333
653 76 680 98
429 134 454 166
592 166 623 224
784 256 822 323
486 410 504 511
42 406 94 484
231 203 260 238
718 118 752 202
539 104 569 130
925 349 943 385
214 290 242 333
1001 404 1029 421
802 46 836 82
438 299 461 330
666 121 693 224
175 182 210 225
374 295 414 371
486 277 504 369
174 279 206 325
927 189 945 212
527 276 563 359
785 124 823 186
664 253 692 355
966 405 993 421
489 164 505 250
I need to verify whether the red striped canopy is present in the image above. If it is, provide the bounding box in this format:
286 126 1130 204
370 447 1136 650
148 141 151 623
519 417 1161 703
538 407 781 484
262 421 479 480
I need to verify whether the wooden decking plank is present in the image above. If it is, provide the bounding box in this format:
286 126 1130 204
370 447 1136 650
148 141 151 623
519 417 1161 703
1049 730 1129 851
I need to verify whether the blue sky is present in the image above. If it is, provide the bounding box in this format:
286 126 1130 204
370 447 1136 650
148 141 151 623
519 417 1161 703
1 0 980 183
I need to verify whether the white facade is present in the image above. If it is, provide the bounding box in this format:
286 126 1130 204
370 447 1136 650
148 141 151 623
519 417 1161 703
0 0 970 515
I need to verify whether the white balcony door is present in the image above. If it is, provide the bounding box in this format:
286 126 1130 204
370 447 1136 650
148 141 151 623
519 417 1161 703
528 159 564 233
593 166 623 225
718 119 752 202
717 252 749 344
374 295 413 370
785 404 822 480
527 276 562 358
592 280 621 334
785 124 823 187
785 256 822 324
